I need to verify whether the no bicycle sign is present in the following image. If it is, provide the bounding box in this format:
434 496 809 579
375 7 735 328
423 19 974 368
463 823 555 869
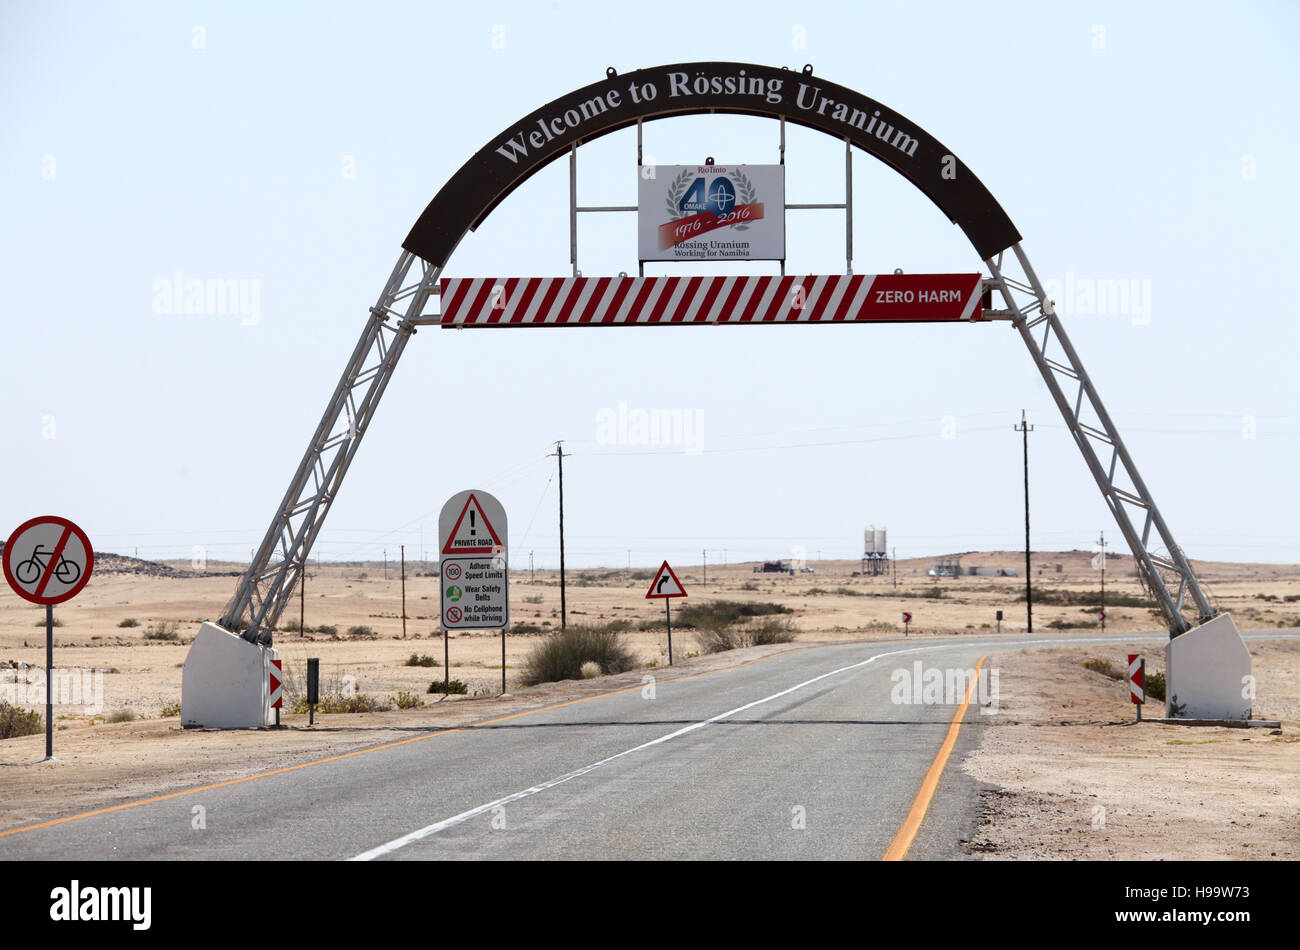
3 515 94 606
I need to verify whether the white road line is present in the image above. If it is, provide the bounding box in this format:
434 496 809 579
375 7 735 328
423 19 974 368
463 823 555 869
347 631 1185 861
349 644 926 860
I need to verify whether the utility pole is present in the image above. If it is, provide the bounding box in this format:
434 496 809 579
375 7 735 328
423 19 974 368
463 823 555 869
892 547 897 588
702 549 707 584
627 550 631 570
1097 529 1106 633
300 551 306 636
529 550 535 582
1015 410 1035 632
400 544 407 639
552 441 567 629
383 548 388 581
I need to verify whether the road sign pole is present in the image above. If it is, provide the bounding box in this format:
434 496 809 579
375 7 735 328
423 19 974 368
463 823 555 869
666 599 673 666
444 626 450 695
45 604 53 760
501 627 506 695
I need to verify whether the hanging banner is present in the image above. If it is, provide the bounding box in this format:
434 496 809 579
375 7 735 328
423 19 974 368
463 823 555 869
639 164 784 262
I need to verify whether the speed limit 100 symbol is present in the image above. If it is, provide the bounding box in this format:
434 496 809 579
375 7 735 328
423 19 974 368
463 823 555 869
444 562 462 581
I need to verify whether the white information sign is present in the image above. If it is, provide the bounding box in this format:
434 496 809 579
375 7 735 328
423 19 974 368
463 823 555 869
438 489 508 630
638 164 785 262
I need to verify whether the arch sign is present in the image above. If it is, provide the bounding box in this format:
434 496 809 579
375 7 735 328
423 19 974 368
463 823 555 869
188 61 1250 728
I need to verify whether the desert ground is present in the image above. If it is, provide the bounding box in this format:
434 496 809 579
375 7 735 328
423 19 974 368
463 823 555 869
1 548 1297 855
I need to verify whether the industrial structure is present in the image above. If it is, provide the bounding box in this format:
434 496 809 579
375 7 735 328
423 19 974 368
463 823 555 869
861 525 889 576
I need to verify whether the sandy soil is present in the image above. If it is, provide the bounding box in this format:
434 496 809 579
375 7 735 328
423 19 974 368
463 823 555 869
1 550 1297 849
3 549 1297 722
959 640 1300 860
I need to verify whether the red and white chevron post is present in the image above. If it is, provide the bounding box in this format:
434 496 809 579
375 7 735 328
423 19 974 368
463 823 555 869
438 274 984 327
1128 653 1145 719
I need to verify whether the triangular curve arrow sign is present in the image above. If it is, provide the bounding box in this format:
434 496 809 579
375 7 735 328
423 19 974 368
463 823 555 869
645 560 687 599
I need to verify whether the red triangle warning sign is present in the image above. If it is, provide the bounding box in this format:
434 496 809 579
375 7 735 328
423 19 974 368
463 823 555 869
441 493 505 554
645 560 687 599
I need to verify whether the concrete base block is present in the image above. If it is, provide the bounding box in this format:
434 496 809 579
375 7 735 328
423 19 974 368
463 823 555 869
1165 613 1252 720
181 622 279 728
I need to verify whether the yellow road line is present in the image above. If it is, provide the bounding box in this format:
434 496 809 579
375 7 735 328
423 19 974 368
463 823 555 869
882 653 989 861
0 644 820 840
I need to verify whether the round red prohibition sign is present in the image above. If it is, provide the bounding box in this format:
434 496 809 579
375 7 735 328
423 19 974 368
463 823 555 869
444 562 463 581
3 515 95 606
445 606 463 624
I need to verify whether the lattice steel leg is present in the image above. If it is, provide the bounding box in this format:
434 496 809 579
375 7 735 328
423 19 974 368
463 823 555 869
219 251 441 644
985 244 1214 636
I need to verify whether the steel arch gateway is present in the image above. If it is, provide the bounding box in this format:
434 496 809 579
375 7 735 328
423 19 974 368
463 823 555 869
184 63 1251 727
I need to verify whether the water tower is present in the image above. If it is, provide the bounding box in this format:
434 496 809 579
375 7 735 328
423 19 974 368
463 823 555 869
862 525 889 576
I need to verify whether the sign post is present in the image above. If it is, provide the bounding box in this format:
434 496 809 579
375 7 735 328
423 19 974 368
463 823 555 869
645 561 687 665
1128 653 1145 721
3 516 95 761
902 611 912 636
439 490 509 693
269 659 283 727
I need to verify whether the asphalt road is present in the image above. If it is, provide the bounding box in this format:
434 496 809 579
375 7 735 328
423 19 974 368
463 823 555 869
0 631 1245 861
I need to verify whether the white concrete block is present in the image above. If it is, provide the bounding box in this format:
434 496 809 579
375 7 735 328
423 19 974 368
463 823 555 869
181 622 279 728
1165 613 1252 720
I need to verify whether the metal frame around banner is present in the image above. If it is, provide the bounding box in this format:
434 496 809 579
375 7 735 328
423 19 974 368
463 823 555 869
220 109 1214 646
567 118 852 278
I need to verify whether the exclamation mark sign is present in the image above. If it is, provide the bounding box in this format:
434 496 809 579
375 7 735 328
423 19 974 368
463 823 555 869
469 510 476 536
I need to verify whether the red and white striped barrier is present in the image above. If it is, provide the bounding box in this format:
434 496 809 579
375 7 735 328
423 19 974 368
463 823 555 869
438 274 984 327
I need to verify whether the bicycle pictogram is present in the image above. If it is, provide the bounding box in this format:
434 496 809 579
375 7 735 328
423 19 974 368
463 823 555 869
15 544 82 586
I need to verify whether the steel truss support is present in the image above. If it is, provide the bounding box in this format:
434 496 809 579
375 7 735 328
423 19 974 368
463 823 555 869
985 243 1214 636
219 250 442 644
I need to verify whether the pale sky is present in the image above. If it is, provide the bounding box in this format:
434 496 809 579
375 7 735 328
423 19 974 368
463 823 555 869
2 1 1297 568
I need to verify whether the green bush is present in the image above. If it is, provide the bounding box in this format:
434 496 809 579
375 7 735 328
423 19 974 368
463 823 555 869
695 627 744 654
316 692 378 713
392 690 423 709
520 625 637 686
696 617 796 653
1145 670 1167 702
1046 619 1098 630
746 617 797 646
1081 657 1123 680
346 625 377 639
675 600 792 630
404 653 439 667
0 700 41 739
144 621 180 641
1022 588 1154 608
117 618 140 628
159 699 182 717
107 708 137 723
315 624 338 637
427 679 468 695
